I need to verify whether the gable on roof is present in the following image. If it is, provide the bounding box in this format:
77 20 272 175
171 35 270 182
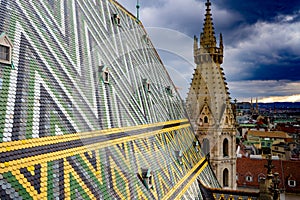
0 32 13 65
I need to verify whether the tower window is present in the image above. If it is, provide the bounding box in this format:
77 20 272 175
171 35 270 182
223 168 229 187
0 33 13 65
204 116 209 123
223 138 229 157
202 138 210 156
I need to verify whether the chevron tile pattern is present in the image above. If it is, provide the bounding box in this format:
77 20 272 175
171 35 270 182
0 0 219 199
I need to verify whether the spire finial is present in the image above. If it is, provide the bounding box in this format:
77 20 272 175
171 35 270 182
136 0 140 21
205 0 212 16
206 0 211 9
197 0 224 61
200 0 216 49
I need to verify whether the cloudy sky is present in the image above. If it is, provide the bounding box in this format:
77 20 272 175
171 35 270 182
117 0 300 103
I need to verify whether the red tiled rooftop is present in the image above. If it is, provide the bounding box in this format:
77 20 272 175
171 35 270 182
237 157 300 193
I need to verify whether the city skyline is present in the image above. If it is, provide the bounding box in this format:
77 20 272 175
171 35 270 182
118 0 300 103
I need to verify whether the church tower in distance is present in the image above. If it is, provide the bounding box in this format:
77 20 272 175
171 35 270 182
186 0 236 189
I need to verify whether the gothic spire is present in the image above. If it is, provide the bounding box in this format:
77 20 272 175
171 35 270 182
200 0 217 48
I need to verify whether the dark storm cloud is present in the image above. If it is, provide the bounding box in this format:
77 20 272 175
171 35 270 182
224 18 300 83
213 0 300 44
250 62 300 81
214 0 300 24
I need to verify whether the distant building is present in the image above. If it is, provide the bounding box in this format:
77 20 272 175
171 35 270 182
238 129 294 157
186 0 236 189
247 130 292 142
276 122 300 134
271 142 290 160
236 102 252 115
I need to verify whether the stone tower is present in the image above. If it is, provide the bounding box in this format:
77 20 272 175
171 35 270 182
186 0 237 189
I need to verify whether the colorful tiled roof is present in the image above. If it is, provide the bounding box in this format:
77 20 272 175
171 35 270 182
0 0 219 199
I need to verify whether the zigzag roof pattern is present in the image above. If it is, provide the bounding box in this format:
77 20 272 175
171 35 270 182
0 0 220 199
